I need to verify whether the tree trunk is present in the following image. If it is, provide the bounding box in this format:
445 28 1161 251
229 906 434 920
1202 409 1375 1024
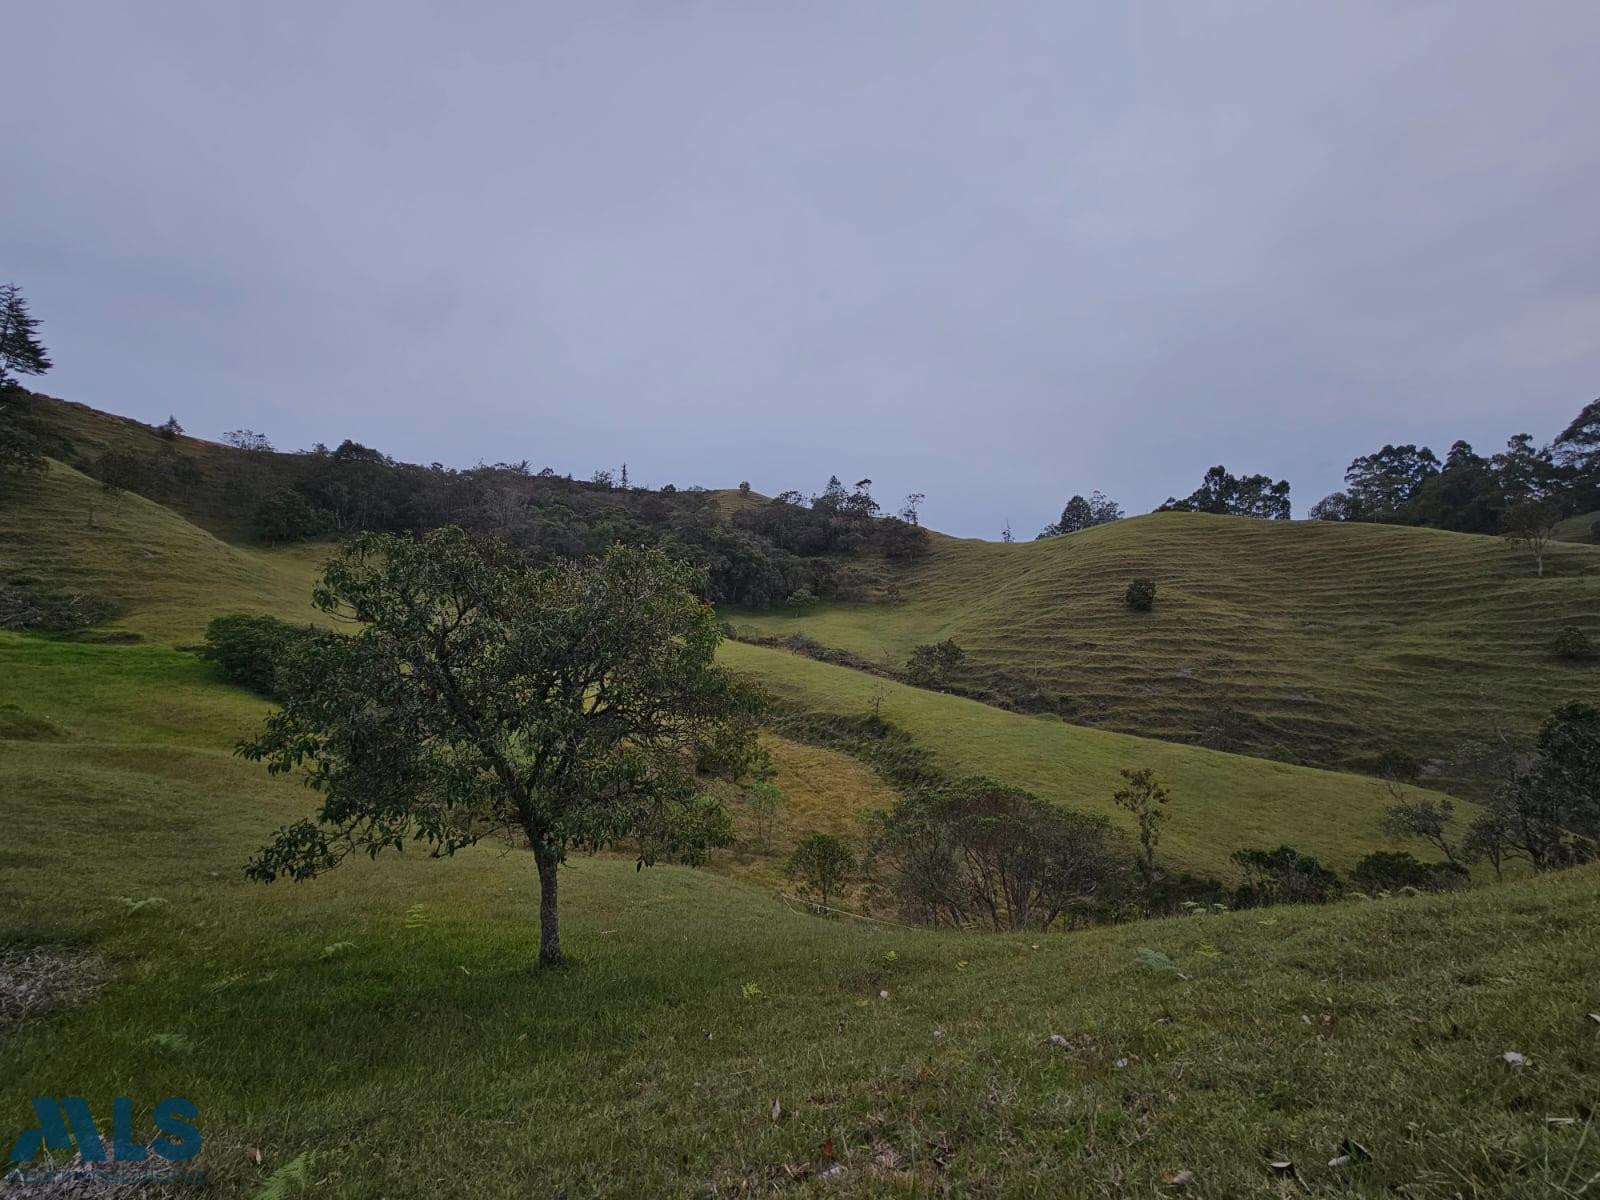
533 843 564 966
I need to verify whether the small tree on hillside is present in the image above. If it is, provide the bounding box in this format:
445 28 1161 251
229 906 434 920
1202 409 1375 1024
1378 794 1463 868
0 284 53 388
1113 768 1171 886
1501 499 1560 577
240 531 762 966
786 833 855 909
1124 577 1157 611
224 429 274 453
744 778 785 852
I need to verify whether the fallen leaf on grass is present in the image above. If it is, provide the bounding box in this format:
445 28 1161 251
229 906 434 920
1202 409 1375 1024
770 1097 782 1121
1160 1168 1194 1188
1268 1159 1297 1179
1503 1050 1528 1068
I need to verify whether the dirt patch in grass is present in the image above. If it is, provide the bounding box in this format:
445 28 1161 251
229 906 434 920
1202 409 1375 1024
0 946 108 1033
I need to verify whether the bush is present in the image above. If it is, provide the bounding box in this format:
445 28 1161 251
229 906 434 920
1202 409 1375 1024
203 614 319 698
905 639 965 688
785 834 855 909
865 778 1123 930
0 586 116 632
1348 850 1467 894
1124 577 1157 611
1230 845 1342 907
255 490 331 544
1552 624 1594 661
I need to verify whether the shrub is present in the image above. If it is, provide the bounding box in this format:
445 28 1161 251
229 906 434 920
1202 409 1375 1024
1124 577 1157 611
1552 624 1594 662
865 778 1123 930
905 639 965 688
203 614 319 698
785 834 855 909
1349 850 1467 894
155 416 183 439
0 586 116 632
1230 845 1342 907
254 490 331 545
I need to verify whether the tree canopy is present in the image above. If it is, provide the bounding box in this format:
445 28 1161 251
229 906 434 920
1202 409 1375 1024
241 530 763 965
0 284 52 388
1158 465 1291 520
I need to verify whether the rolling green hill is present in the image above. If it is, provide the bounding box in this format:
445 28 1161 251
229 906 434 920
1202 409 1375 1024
2 454 1453 877
730 513 1600 795
1 459 329 644
5 397 1598 1194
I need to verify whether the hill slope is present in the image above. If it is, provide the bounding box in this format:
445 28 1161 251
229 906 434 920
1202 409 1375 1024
1 458 1453 876
1 459 329 643
731 513 1600 794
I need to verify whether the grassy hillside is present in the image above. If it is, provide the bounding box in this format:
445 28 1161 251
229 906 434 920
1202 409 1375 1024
730 513 1600 794
0 459 328 644
2 630 1596 1197
1555 510 1599 544
724 641 1454 876
2 459 1445 878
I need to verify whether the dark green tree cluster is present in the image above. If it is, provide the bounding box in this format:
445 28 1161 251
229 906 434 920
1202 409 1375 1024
1037 490 1123 538
734 475 930 563
1310 399 1600 533
1158 465 1291 519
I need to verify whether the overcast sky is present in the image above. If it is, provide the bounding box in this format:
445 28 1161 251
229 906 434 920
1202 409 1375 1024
6 2 1598 537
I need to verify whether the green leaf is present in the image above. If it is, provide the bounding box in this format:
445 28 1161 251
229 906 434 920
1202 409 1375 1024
252 1151 316 1200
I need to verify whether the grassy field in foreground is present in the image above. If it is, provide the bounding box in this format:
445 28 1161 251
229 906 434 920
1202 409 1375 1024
723 640 1460 877
2 630 1597 1198
729 513 1600 795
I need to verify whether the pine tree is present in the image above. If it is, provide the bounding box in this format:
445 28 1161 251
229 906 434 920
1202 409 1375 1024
0 284 53 388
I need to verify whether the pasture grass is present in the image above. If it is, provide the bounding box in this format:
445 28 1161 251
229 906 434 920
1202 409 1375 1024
728 513 1600 794
722 641 1459 877
2 632 1597 1197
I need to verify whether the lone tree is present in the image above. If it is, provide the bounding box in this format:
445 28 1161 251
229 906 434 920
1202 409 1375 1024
785 833 855 910
1378 794 1463 868
0 284 53 388
241 530 762 966
1112 768 1171 885
1501 499 1559 577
